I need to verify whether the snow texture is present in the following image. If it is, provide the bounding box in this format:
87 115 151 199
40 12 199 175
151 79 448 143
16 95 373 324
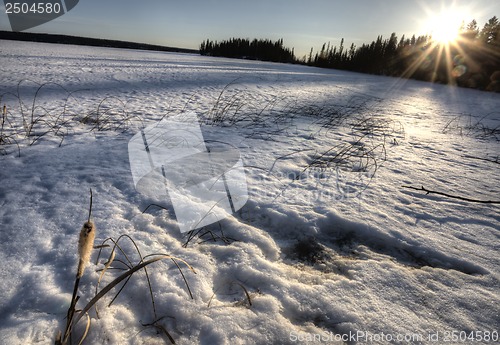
0 40 499 344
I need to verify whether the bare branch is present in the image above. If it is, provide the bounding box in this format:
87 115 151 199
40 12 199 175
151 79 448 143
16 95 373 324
463 155 500 165
402 185 500 204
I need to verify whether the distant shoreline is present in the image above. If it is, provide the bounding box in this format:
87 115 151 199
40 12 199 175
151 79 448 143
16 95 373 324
0 31 199 54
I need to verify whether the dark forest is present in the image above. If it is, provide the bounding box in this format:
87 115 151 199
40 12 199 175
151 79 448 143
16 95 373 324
200 16 500 92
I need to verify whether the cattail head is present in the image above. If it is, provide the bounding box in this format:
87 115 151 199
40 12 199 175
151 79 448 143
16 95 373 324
77 220 96 278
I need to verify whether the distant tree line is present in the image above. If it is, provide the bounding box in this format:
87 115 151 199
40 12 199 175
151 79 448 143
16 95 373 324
307 16 500 91
200 38 295 63
0 31 198 54
200 16 500 92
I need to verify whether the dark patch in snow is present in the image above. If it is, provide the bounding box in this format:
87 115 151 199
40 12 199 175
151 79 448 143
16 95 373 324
284 236 326 264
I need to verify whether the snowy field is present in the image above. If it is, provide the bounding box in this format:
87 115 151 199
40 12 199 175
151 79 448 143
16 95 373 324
0 40 499 344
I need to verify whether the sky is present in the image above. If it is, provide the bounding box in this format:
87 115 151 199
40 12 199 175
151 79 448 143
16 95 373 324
1 0 499 57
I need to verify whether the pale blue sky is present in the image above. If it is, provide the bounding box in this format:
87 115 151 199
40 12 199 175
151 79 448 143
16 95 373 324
1 0 499 57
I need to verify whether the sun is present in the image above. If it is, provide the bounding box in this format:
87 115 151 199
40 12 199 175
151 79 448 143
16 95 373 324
429 14 461 43
404 3 478 84
422 6 469 44
426 12 463 44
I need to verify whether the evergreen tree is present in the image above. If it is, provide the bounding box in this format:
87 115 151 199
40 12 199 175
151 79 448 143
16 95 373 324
479 16 499 44
199 14 500 92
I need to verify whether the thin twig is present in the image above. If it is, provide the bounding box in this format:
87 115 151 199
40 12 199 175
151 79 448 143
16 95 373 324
402 185 500 204
88 188 93 222
463 155 500 165
141 317 176 344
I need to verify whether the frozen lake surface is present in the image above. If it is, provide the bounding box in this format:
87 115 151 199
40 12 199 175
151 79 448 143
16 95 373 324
0 40 499 344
